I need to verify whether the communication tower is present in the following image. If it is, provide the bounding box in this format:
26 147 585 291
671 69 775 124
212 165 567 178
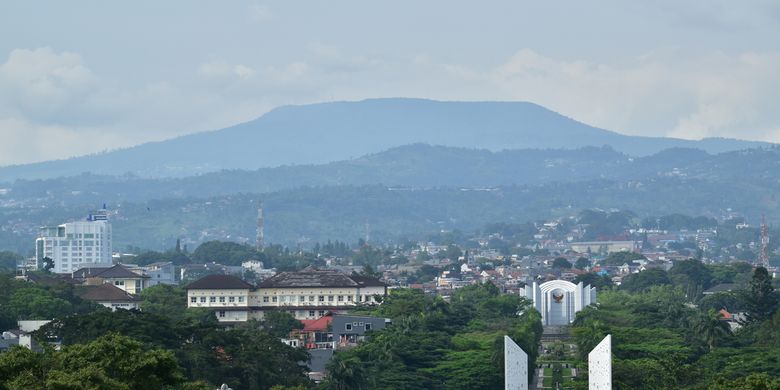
760 215 770 267
256 201 265 250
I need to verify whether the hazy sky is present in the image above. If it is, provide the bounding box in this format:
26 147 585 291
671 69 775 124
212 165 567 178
1 1 779 166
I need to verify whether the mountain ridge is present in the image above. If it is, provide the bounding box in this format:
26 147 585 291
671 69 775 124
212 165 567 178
0 98 772 181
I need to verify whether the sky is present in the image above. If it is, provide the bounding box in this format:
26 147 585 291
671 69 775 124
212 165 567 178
1 0 779 166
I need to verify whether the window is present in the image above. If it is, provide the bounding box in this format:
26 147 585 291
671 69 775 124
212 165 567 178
358 295 363 302
229 297 235 303
318 310 325 317
190 297 197 303
218 311 226 318
345 323 353 331
272 296 278 303
238 296 244 303
328 295 334 302
219 297 226 303
365 323 372 331
200 297 206 303
318 295 325 302
299 296 306 302
210 296 216 303
309 296 315 302
347 295 353 302
280 295 287 303
358 322 364 326
263 296 269 303
308 310 315 317
338 295 344 302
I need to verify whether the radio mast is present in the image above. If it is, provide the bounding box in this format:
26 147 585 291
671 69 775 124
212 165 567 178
256 201 265 250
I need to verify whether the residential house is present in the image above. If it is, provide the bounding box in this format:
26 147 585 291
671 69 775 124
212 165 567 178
77 283 139 311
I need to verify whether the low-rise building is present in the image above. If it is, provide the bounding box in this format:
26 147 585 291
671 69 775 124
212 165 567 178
77 283 139 311
185 268 387 323
71 264 149 294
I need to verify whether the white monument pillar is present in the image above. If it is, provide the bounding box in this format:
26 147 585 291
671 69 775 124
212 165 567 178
588 334 612 390
504 336 528 390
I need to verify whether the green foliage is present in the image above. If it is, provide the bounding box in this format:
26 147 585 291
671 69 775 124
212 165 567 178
8 287 74 320
619 268 670 293
323 284 543 390
572 272 613 289
0 251 22 271
599 251 645 266
552 257 572 269
574 256 590 269
742 267 778 324
0 333 186 389
257 311 304 338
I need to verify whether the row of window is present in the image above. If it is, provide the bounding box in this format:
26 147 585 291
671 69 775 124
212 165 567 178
191 296 246 304
262 295 370 303
344 322 372 331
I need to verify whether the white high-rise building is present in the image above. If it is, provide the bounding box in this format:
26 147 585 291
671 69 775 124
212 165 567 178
35 208 112 274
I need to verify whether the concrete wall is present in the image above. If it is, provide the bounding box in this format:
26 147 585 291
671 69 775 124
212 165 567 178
588 334 612 390
504 336 528 390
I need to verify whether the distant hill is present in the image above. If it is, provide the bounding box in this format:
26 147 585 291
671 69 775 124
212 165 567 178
6 144 780 206
0 98 771 180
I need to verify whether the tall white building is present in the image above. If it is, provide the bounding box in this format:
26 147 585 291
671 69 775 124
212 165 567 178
35 208 112 274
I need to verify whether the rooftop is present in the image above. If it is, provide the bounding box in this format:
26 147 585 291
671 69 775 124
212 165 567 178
77 283 138 302
72 264 146 279
258 269 360 288
186 274 254 290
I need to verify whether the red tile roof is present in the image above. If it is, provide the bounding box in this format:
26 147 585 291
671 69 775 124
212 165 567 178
300 315 333 332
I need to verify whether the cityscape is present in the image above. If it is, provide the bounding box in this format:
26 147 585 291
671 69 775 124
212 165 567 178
2 1 780 390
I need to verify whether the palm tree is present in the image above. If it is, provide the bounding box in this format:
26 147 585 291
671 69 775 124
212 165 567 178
693 309 732 351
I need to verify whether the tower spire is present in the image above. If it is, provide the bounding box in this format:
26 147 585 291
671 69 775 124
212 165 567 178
256 201 265 250
760 214 769 267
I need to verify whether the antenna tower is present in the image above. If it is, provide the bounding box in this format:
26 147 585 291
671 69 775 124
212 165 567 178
760 215 769 267
256 201 265 250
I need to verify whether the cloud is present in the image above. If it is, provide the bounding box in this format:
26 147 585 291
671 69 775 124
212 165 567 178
3 44 780 167
0 117 126 166
0 47 98 125
248 4 272 23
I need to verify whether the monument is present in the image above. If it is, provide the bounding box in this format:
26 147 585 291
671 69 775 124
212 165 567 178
588 334 612 390
504 336 529 390
520 280 597 325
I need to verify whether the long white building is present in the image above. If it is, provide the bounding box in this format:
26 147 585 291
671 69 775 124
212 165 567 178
35 209 112 274
186 268 387 324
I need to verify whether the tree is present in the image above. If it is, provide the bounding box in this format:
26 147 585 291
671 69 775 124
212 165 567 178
0 333 186 389
572 273 613 289
600 251 645 266
619 268 670 292
8 287 73 320
552 257 572 269
742 267 778 324
257 311 303 338
0 251 23 271
574 256 590 269
325 355 367 390
42 256 54 272
693 309 732 351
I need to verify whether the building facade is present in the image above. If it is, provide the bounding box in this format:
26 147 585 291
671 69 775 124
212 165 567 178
35 209 112 274
186 269 387 324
